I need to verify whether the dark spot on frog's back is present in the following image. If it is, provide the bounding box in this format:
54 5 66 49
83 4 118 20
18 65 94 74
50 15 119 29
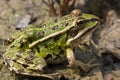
25 51 34 64
18 49 25 54
25 57 33 64
10 45 15 48
45 54 52 60
22 64 29 68
13 57 20 62
38 31 44 38
19 39 24 47
18 69 25 73
37 24 44 28
54 18 58 23
29 50 35 56
19 39 24 44
5 59 11 65
64 23 69 26
51 25 58 30
44 44 48 48
5 59 11 67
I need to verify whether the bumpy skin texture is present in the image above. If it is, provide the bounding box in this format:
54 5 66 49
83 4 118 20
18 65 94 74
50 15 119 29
3 9 100 76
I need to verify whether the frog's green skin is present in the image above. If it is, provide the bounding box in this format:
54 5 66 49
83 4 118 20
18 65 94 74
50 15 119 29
3 10 100 76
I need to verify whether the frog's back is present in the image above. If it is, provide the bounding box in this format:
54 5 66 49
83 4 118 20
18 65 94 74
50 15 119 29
25 14 77 40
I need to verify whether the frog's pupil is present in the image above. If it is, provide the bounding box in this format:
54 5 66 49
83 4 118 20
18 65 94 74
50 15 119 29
77 20 85 26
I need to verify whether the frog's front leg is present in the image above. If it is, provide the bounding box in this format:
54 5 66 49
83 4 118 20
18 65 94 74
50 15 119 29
66 48 80 74
66 48 100 72
66 48 77 68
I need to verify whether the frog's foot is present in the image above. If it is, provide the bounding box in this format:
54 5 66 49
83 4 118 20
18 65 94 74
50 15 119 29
76 59 101 72
66 48 101 72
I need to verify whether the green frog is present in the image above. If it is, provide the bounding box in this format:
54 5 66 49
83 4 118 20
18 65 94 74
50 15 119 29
3 9 100 76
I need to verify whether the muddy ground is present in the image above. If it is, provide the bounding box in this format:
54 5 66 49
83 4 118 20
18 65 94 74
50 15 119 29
0 0 120 80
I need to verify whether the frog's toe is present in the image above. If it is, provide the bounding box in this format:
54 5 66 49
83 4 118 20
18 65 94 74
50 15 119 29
76 59 101 72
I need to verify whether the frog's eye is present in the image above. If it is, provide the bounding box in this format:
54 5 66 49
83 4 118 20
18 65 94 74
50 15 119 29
77 19 86 25
75 17 85 25
73 18 86 30
71 9 83 16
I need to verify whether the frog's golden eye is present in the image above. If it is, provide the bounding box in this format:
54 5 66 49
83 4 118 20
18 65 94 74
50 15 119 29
71 9 83 16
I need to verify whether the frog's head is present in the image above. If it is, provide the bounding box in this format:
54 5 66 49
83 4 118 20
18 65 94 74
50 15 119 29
70 9 100 38
66 9 100 45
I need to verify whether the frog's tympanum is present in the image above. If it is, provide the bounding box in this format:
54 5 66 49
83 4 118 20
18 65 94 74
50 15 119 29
3 9 100 76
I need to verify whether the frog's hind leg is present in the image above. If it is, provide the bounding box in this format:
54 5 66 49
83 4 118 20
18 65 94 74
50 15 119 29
5 59 36 75
5 59 45 76
5 59 60 79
